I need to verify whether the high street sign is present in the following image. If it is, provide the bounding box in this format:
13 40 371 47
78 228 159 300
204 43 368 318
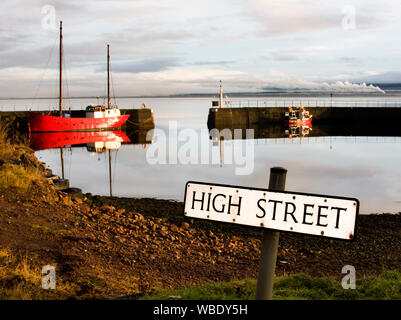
184 181 359 240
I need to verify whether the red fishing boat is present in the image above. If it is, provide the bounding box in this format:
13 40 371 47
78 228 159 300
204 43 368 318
28 21 129 132
28 110 130 132
29 130 130 151
284 106 312 127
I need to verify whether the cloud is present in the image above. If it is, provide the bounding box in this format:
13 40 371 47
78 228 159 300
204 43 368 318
263 79 385 93
269 51 300 62
105 58 180 73
246 0 384 37
0 0 400 97
351 71 401 84
339 56 359 64
190 60 235 66
262 45 330 62
0 62 389 98
0 44 58 70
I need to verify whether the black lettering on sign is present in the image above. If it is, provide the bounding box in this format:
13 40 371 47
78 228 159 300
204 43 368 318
284 202 298 223
302 204 314 225
331 207 347 229
191 191 205 210
268 199 283 220
316 205 329 227
256 199 266 218
228 195 242 215
206 192 212 212
212 194 226 213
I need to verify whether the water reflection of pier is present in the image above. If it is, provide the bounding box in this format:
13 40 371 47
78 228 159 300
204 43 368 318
209 123 401 141
209 127 401 146
241 136 401 145
208 105 401 142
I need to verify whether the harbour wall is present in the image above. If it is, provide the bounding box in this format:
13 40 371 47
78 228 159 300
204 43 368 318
207 107 401 129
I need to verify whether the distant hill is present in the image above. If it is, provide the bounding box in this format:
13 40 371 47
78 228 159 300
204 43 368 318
2 83 401 100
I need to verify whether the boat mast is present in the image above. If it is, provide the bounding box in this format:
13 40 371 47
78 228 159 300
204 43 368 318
107 44 111 108
58 21 64 178
59 21 63 116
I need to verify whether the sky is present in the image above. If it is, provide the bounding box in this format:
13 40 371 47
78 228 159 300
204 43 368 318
1 0 401 97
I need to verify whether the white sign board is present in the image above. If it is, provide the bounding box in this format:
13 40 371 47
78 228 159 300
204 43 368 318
184 181 359 240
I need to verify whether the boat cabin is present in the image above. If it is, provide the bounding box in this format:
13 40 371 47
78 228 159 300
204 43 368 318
285 125 312 139
85 104 121 118
285 106 311 120
86 140 122 153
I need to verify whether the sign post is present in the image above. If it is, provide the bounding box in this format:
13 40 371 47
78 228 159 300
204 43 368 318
255 167 287 300
183 169 359 300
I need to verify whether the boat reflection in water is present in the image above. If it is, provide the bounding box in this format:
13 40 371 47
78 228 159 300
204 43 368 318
285 123 312 139
29 130 130 152
29 130 131 197
284 106 313 139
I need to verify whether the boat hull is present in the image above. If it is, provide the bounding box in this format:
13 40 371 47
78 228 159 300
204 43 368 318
29 130 130 151
28 113 130 132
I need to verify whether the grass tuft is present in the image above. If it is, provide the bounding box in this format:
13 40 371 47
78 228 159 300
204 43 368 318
139 271 401 300
0 164 41 192
0 121 28 160
0 247 78 300
0 120 42 192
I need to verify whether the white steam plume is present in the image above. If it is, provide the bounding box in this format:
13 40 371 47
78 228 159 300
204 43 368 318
264 79 385 94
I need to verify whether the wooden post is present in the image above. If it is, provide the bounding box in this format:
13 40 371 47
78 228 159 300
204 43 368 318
60 147 65 180
255 167 287 300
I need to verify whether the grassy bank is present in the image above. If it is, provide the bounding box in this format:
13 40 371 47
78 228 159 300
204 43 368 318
0 247 78 299
0 121 29 159
0 121 41 192
139 271 401 300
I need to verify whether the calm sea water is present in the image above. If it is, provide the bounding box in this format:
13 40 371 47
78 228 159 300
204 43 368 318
2 96 401 214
